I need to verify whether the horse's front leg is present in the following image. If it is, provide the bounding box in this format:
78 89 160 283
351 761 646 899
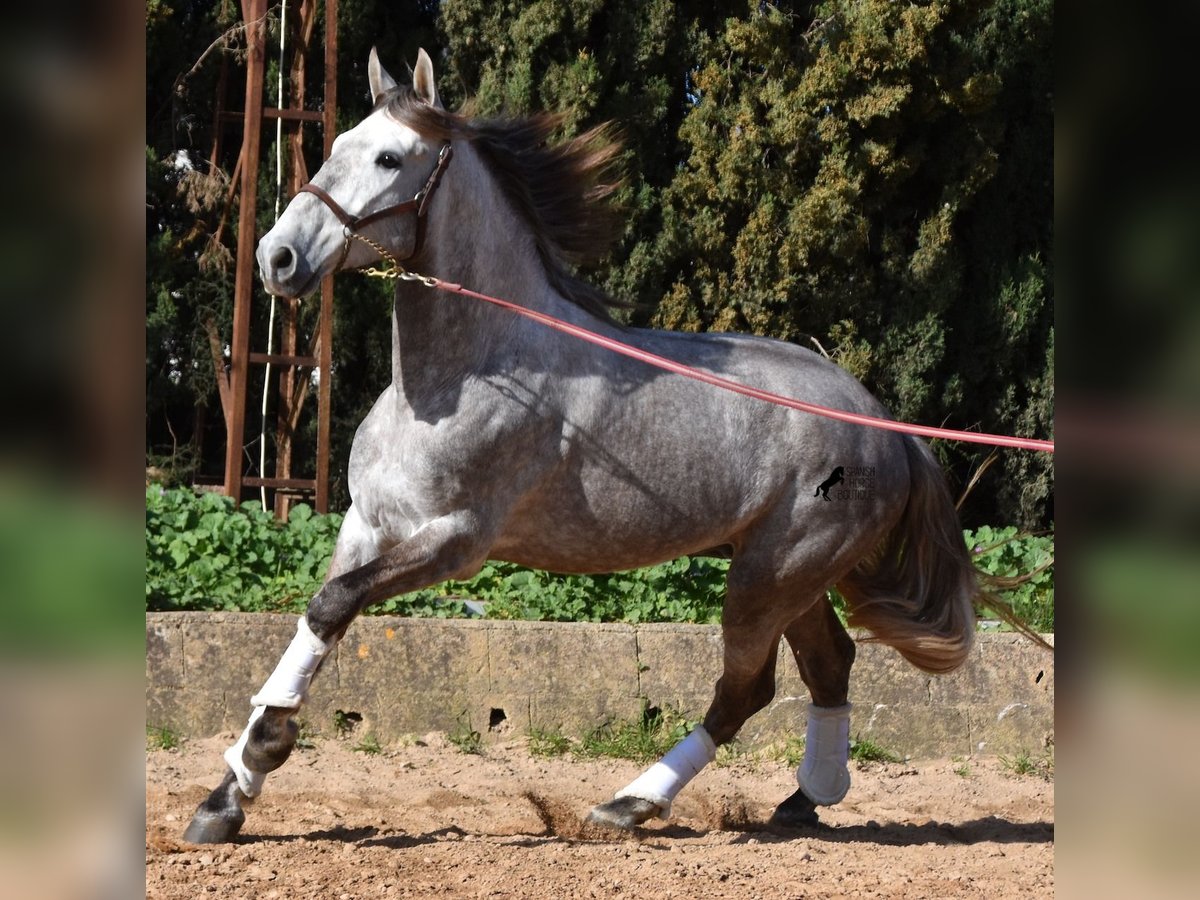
183 508 488 843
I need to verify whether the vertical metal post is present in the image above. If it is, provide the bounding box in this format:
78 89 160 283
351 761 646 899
315 0 338 514
223 0 267 502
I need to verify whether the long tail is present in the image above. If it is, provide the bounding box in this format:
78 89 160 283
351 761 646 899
836 435 1046 674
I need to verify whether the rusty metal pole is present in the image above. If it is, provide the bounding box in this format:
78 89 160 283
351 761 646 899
223 0 267 502
315 0 338 513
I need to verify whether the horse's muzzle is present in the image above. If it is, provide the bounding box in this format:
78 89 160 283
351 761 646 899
256 233 320 299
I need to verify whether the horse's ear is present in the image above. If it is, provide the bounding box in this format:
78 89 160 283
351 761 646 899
412 47 442 109
368 46 397 104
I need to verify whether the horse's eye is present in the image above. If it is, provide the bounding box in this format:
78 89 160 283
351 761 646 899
376 152 402 170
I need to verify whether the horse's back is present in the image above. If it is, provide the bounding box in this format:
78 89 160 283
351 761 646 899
612 326 906 472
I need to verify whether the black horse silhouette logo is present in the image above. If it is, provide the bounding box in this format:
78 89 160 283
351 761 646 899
814 466 845 501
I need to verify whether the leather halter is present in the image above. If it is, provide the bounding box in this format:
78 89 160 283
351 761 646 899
297 142 453 272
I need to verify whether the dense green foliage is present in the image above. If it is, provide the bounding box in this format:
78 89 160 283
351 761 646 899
964 524 1054 632
146 485 343 612
146 487 1053 631
145 486 729 622
389 556 730 624
147 0 1052 527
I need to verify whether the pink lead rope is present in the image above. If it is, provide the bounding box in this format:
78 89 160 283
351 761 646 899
429 278 1055 454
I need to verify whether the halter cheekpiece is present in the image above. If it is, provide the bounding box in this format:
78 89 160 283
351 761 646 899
297 141 453 278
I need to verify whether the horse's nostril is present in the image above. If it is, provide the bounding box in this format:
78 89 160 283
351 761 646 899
270 246 294 273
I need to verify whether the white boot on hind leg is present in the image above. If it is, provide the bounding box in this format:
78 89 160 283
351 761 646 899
613 725 717 819
796 702 852 806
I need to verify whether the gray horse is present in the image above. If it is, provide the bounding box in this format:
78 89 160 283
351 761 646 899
185 48 1024 843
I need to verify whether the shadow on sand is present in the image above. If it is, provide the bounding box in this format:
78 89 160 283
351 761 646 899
237 815 1051 849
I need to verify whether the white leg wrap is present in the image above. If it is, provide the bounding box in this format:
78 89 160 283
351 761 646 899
249 616 330 709
223 617 330 799
796 702 852 806
614 725 717 819
224 706 268 798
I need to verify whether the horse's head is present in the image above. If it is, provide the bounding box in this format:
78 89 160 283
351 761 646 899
256 48 447 299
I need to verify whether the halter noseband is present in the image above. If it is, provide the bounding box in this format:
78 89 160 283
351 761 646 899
297 142 453 275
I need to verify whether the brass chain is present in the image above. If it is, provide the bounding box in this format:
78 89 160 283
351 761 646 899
352 231 438 288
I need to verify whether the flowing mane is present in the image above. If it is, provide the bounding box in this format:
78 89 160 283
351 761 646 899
377 86 627 319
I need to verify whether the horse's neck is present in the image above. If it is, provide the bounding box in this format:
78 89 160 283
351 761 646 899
389 142 563 406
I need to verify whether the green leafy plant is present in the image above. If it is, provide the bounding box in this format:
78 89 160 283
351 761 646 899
448 717 483 755
964 526 1055 633
353 733 383 755
146 487 730 623
527 726 572 758
146 725 179 751
146 486 342 614
714 740 750 768
577 704 698 764
763 736 807 769
1000 748 1053 780
849 736 902 764
423 556 728 625
146 488 1054 633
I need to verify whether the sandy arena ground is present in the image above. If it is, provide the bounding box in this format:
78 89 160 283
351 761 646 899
147 732 1053 899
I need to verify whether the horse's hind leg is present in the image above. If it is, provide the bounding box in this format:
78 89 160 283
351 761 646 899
183 506 379 844
588 575 787 830
769 596 856 828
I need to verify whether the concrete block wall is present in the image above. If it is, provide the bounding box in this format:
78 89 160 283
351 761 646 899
146 613 1053 758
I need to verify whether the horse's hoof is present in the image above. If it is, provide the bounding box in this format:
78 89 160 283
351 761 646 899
182 771 246 844
183 806 245 844
586 796 662 830
768 787 822 829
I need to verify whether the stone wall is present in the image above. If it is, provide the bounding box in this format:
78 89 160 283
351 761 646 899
146 613 1053 757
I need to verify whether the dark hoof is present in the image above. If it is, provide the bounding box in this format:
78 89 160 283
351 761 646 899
768 787 822 829
586 796 662 831
183 771 247 844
